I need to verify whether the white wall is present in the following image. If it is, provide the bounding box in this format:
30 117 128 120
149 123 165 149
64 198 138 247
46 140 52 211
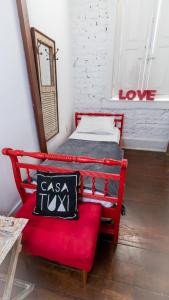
0 0 73 215
0 0 40 215
27 0 74 153
71 0 169 152
71 0 115 103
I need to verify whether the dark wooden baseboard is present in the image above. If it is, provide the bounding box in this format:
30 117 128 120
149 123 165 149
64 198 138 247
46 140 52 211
166 143 169 155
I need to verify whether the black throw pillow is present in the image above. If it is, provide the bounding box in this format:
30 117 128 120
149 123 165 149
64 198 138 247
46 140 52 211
33 171 80 220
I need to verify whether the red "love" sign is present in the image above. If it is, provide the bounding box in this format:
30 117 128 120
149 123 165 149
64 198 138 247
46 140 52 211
119 90 157 100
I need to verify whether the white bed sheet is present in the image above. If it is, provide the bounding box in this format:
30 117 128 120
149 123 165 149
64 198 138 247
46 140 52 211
81 189 113 208
69 126 120 143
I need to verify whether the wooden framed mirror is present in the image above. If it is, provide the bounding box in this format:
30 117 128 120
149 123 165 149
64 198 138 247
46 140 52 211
31 28 59 142
16 0 59 153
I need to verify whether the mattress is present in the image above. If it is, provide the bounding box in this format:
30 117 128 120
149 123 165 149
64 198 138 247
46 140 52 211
41 138 122 198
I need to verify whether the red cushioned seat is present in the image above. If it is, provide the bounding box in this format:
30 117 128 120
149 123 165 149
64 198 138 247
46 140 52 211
15 193 102 272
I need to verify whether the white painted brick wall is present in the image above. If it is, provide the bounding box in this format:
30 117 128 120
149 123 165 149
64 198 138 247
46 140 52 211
71 0 169 152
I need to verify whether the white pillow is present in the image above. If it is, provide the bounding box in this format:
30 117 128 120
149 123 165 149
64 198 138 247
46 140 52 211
76 116 115 134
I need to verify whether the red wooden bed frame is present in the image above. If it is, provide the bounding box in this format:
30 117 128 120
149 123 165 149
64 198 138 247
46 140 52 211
2 153 127 244
75 112 124 146
2 112 126 243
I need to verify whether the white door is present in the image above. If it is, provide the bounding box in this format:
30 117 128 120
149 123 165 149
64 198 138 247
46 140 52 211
112 0 157 97
145 0 169 98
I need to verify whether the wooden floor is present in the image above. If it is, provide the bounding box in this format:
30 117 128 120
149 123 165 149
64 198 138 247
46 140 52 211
13 150 169 299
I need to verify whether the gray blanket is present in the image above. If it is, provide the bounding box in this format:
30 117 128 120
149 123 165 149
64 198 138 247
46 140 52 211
42 139 122 197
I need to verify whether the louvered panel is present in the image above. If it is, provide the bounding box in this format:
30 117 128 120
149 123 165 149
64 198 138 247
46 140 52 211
41 91 58 141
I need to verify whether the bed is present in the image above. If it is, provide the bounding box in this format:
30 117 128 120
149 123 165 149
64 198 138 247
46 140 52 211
3 112 126 237
2 112 127 284
42 112 124 205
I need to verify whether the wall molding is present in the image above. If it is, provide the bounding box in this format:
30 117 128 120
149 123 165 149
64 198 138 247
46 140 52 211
107 100 169 110
7 200 22 217
123 137 167 152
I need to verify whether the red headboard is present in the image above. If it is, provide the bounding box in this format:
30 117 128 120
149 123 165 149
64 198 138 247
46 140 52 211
75 112 124 146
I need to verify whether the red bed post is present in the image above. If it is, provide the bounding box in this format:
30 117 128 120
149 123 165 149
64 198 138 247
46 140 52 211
2 148 27 202
113 160 127 244
119 113 124 147
75 112 79 128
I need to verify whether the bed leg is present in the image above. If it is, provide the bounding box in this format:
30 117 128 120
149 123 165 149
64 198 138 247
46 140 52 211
82 270 88 287
114 230 119 246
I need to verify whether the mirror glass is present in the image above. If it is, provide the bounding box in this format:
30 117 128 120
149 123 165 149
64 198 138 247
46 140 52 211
38 42 52 86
